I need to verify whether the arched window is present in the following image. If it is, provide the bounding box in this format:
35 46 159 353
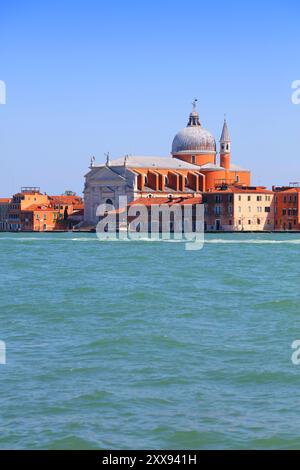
236 175 239 183
106 198 113 206
191 156 196 164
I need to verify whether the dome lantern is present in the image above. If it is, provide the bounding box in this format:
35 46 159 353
187 99 201 127
171 100 216 166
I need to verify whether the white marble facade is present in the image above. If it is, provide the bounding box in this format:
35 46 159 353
84 163 136 225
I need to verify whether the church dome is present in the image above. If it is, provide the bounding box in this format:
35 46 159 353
172 126 216 154
172 101 216 155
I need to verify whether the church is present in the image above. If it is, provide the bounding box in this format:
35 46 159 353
83 102 251 225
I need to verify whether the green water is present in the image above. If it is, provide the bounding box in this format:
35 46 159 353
0 232 300 449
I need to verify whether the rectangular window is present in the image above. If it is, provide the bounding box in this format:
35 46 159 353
214 206 221 215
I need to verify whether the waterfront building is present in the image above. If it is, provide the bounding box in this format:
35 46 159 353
84 103 251 225
203 186 274 231
273 185 300 231
0 198 11 231
20 204 63 231
1 188 84 231
6 187 50 231
102 195 203 234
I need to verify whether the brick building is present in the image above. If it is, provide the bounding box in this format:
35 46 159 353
0 198 11 231
273 185 300 231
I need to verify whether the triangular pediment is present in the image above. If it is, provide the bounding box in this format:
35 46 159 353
88 166 127 184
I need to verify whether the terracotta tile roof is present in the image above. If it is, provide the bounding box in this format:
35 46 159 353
73 203 84 210
274 187 300 193
128 196 202 206
108 196 202 215
50 195 83 204
22 204 58 212
0 198 11 203
206 186 273 194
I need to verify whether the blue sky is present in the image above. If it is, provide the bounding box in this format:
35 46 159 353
0 0 299 196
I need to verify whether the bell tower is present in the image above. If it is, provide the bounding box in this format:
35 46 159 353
220 116 231 177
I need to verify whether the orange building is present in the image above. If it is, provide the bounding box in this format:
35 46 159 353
273 186 300 231
7 187 50 231
49 194 84 217
20 204 64 231
4 188 84 231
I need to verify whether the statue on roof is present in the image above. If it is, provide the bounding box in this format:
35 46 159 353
192 98 198 111
105 152 111 166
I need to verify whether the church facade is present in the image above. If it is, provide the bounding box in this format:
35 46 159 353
84 103 251 225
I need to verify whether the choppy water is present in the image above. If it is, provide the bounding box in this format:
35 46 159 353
0 232 300 449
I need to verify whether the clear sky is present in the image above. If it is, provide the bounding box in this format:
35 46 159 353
0 0 299 196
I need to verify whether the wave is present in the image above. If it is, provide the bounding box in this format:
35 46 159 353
1 236 300 245
0 236 96 242
205 239 300 244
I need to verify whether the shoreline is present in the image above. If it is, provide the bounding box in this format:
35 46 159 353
1 230 300 234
